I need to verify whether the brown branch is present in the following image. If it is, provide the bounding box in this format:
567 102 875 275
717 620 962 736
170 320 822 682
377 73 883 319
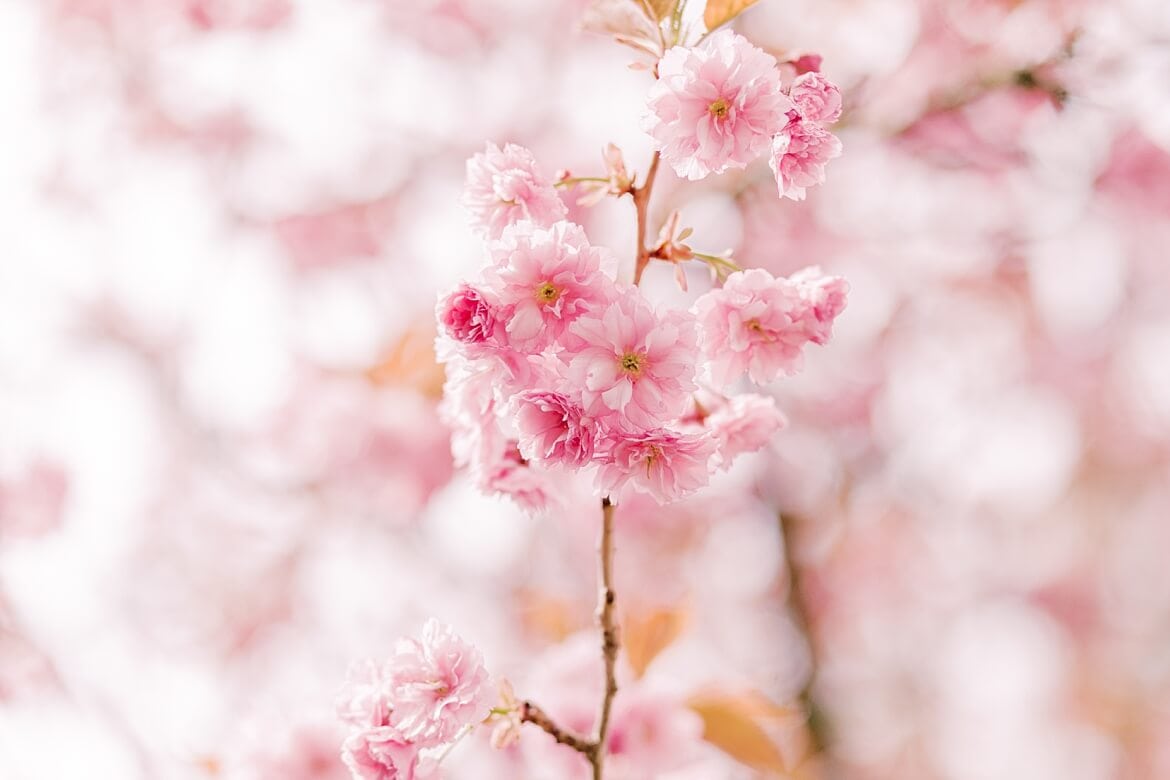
632 152 662 285
591 496 619 779
520 700 596 756
779 512 830 758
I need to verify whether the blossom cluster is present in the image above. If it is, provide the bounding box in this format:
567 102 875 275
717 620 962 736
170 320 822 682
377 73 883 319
437 140 848 508
338 620 493 780
644 29 844 199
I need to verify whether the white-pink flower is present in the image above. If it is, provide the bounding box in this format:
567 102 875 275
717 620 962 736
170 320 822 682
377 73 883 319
338 659 394 730
341 728 422 780
789 266 850 345
386 619 492 747
597 428 715 504
564 290 698 430
692 267 848 387
644 29 791 181
788 71 843 124
463 142 568 240
706 393 787 469
514 391 596 468
769 119 842 201
484 221 619 351
479 440 560 513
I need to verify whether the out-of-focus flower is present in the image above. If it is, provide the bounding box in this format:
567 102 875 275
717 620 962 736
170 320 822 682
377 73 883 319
340 728 423 780
692 267 848 387
597 427 715 504
769 120 842 201
706 393 788 469
386 619 493 746
514 391 596 468
789 71 843 124
483 221 618 350
479 440 561 513
339 659 394 730
463 142 568 240
564 291 698 429
487 679 523 750
0 460 69 539
644 30 790 180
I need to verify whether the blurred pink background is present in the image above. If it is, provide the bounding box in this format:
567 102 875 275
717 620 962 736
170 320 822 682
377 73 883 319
2 0 1169 778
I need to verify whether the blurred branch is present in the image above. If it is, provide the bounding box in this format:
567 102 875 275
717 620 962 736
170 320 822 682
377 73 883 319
779 512 832 764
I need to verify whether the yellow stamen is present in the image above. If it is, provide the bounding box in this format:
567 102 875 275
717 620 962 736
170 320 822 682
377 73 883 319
536 282 560 303
709 97 730 119
619 352 645 376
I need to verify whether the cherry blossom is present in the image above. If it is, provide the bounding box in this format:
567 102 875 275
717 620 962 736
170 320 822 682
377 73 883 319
789 70 843 124
386 619 493 746
513 390 597 468
463 142 568 240
644 29 791 180
483 220 619 350
597 427 716 504
693 267 849 387
563 291 698 430
770 119 843 201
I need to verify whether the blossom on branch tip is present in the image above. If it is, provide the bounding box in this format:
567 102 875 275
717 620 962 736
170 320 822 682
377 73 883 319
644 29 790 180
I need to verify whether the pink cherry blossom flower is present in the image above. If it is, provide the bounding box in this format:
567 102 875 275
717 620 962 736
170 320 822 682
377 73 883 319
484 221 619 351
644 29 791 180
514 391 596 468
479 440 560 513
386 619 493 747
340 728 421 780
597 428 715 504
706 393 788 469
435 283 502 349
789 266 850 344
338 659 393 730
789 71 843 124
692 267 848 387
462 142 567 240
564 291 698 430
769 119 842 201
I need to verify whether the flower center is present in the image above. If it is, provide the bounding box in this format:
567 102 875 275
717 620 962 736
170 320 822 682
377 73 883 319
619 351 645 377
745 318 775 342
709 97 730 119
644 444 663 476
536 282 560 303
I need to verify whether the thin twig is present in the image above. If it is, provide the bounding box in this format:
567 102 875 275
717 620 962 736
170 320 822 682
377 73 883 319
520 700 596 755
632 151 662 285
591 496 619 779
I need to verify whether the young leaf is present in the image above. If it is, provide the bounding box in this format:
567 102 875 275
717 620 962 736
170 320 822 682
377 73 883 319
623 607 688 678
703 0 761 31
364 326 445 398
645 0 679 21
687 690 796 773
582 0 658 39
